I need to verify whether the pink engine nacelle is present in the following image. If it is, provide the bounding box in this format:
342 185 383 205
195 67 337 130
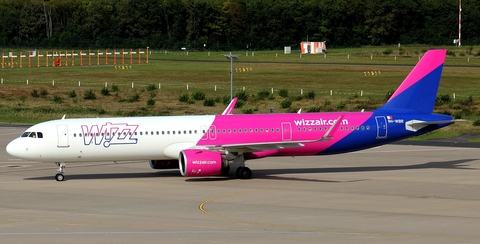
179 149 225 177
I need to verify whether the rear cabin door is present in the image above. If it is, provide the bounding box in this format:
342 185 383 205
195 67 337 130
375 116 387 139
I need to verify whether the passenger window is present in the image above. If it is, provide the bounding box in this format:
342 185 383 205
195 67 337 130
140 132 143 135
79 133 82 137
366 126 370 130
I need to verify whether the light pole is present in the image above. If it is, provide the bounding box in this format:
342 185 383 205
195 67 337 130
223 54 239 101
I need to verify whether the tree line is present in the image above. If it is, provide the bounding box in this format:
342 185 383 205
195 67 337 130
0 0 478 50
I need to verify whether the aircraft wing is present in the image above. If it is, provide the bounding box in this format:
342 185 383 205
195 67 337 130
200 137 331 153
196 115 343 153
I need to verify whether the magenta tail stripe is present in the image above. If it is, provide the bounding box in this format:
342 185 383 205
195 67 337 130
388 50 446 101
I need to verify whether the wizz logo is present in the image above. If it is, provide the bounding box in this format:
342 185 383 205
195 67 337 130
81 122 139 148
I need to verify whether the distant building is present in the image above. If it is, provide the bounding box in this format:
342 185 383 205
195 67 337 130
300 41 326 54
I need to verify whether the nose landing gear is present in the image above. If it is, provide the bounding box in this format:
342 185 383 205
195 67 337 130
55 162 66 181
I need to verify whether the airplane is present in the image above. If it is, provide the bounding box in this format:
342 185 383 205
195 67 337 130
6 49 458 182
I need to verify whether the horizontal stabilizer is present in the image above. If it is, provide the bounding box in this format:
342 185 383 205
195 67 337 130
405 119 464 132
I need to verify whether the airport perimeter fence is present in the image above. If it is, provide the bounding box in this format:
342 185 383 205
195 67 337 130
1 48 149 69
0 77 475 101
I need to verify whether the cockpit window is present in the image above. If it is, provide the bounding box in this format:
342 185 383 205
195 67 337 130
21 131 43 138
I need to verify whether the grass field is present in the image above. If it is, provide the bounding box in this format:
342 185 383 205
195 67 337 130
1 46 480 140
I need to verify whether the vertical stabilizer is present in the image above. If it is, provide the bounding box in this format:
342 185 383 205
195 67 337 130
378 50 447 113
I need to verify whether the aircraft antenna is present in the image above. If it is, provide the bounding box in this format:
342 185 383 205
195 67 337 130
459 0 462 47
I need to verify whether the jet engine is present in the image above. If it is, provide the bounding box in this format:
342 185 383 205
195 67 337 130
179 149 227 177
149 160 179 169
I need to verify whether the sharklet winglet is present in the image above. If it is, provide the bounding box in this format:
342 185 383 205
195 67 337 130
222 97 237 115
317 115 343 141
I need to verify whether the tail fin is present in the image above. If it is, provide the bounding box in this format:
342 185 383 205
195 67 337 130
378 49 447 113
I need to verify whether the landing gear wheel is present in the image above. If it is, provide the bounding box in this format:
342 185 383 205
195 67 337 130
55 162 66 182
55 173 65 181
235 167 242 178
236 167 252 180
221 165 230 176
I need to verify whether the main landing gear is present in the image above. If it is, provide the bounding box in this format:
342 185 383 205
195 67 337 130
55 162 66 181
227 154 252 180
236 167 252 180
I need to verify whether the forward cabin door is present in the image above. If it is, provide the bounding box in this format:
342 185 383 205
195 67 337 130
57 124 70 148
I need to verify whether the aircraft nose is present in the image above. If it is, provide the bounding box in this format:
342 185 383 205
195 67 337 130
6 139 19 157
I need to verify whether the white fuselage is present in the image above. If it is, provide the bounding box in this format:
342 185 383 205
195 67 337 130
6 116 215 162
